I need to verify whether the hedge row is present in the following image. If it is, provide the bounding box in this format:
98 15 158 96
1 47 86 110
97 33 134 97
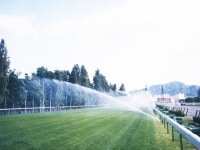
193 117 200 124
168 110 185 117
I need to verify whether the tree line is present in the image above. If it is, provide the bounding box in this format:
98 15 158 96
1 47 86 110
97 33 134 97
0 39 125 109
34 65 125 92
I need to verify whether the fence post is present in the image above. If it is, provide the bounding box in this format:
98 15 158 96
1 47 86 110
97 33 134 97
164 119 165 128
198 110 200 117
186 109 188 117
172 126 174 142
195 111 198 117
180 134 183 150
167 122 169 134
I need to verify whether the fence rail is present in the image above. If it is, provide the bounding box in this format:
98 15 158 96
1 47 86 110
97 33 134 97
0 105 103 116
153 107 200 150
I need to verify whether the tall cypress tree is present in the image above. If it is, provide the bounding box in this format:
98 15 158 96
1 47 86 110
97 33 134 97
93 69 101 91
119 83 125 91
0 39 10 105
7 70 26 108
111 84 117 92
93 69 109 92
69 64 81 84
62 70 70 82
80 65 90 87
36 66 48 78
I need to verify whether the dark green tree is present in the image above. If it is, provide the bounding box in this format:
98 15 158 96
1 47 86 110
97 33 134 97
80 65 90 87
93 69 109 92
62 70 70 82
119 83 125 91
69 64 81 84
101 75 109 92
36 66 48 78
47 71 55 79
7 70 26 108
0 39 10 105
111 84 117 92
93 69 101 91
54 70 62 81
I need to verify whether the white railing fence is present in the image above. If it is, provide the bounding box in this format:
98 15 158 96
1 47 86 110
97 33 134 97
0 105 105 116
153 107 200 150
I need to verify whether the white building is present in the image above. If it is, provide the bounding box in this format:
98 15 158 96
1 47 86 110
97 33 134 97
155 93 185 104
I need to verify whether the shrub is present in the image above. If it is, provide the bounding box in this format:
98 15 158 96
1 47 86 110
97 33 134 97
164 107 169 111
156 105 165 109
168 110 185 117
193 117 200 124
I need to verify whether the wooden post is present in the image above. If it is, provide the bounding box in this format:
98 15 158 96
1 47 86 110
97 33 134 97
195 111 198 117
180 134 183 150
164 119 165 128
167 122 169 134
172 126 174 142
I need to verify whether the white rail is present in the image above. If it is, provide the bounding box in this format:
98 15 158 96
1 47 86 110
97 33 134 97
0 105 100 111
154 107 200 149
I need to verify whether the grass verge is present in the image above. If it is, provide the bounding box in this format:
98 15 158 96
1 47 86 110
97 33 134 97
0 108 195 150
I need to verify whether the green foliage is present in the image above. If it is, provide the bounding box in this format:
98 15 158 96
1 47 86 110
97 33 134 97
80 65 90 87
185 97 200 103
93 69 110 92
69 64 81 84
168 110 185 117
119 83 125 91
36 66 48 78
193 117 200 124
0 39 10 104
111 83 117 92
62 70 70 82
7 70 26 108
0 40 123 108
156 104 165 109
164 107 169 111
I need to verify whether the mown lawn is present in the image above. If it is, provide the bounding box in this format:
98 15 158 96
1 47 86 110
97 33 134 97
0 108 195 150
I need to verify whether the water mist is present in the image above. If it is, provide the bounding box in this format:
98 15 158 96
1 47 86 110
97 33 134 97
30 78 159 121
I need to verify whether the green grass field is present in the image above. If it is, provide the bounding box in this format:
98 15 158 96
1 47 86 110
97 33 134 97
0 108 195 150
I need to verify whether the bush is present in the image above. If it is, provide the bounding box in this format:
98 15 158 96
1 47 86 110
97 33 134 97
193 117 200 124
164 107 169 111
185 97 200 103
156 105 165 109
168 110 185 117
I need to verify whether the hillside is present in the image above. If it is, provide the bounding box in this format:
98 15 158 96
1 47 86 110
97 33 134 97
130 81 199 97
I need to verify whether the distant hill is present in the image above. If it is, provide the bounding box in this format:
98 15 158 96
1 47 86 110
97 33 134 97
130 81 200 97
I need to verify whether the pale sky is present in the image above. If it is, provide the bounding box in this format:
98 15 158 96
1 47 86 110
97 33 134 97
0 0 200 91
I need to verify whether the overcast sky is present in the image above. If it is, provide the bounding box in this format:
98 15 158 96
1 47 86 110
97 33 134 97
0 0 200 91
